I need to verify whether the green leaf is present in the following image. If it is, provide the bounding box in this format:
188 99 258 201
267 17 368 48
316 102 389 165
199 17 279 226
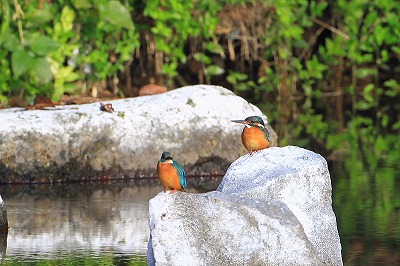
31 36 60 55
235 83 250 91
71 0 92 9
105 1 134 30
356 100 374 110
155 38 171 53
12 48 35 77
205 41 223 54
362 84 375 103
392 46 400 55
56 66 80 82
310 2 328 17
32 57 52 84
1 31 19 51
61 6 75 32
24 9 54 26
206 65 224 76
383 79 400 97
152 22 172 38
393 121 400 130
356 68 377 79
193 53 211 64
373 25 389 46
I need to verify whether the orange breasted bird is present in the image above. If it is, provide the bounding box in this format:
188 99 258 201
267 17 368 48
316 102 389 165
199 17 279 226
157 152 187 193
231 116 270 155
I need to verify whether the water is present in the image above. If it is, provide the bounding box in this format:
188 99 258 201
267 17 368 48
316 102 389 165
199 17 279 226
0 157 399 265
0 182 156 265
0 180 221 265
330 156 400 265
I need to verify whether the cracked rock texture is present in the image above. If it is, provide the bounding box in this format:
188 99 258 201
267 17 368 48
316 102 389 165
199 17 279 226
0 85 277 182
147 146 342 266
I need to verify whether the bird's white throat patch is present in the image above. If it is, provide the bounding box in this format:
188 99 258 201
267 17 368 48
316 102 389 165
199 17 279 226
246 123 265 128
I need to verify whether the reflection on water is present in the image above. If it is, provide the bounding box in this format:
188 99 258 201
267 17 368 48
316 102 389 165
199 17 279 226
0 179 221 264
330 149 400 265
0 151 399 265
0 232 6 262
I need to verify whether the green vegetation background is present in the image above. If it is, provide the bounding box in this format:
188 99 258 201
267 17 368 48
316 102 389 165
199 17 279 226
0 0 399 264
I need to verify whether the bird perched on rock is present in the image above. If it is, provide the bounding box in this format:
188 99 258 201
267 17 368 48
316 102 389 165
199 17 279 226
231 115 270 155
157 152 187 193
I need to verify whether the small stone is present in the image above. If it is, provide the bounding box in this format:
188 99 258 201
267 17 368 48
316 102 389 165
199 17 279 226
139 84 167 96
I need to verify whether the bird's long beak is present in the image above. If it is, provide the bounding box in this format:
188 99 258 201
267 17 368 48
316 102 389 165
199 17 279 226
231 119 249 124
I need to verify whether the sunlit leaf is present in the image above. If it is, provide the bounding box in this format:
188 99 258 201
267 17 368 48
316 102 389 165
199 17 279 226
193 53 211 64
235 83 250 91
1 31 19 51
206 65 224 76
56 66 80 82
383 79 400 97
31 36 60 55
11 48 35 77
71 0 92 9
205 41 224 54
356 68 377 79
355 100 374 110
310 1 328 17
61 6 75 32
373 25 389 46
24 9 54 26
32 57 52 84
106 1 134 30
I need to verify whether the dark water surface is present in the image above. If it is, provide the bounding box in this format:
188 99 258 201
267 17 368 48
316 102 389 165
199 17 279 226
0 157 399 265
330 157 400 266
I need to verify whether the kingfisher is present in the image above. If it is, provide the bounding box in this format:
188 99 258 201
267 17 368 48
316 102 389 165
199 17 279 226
231 116 270 155
157 152 187 193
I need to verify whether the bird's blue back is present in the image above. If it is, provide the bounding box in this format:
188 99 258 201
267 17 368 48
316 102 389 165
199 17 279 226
173 160 186 189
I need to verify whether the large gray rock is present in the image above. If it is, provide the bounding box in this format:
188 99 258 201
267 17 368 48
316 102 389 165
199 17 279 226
148 192 322 266
218 146 342 265
0 85 277 182
147 146 342 266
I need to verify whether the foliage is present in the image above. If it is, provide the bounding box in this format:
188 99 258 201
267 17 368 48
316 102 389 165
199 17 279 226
0 0 399 150
142 0 230 86
251 0 400 148
0 0 138 102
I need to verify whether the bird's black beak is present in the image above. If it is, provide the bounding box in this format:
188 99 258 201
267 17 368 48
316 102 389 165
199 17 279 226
231 119 249 124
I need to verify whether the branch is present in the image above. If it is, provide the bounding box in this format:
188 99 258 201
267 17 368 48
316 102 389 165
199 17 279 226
311 17 350 40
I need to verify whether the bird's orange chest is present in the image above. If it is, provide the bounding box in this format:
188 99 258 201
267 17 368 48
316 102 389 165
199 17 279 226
157 162 182 190
241 126 269 151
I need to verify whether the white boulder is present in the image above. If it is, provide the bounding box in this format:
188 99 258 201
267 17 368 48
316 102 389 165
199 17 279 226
0 85 276 181
147 146 342 265
218 146 342 265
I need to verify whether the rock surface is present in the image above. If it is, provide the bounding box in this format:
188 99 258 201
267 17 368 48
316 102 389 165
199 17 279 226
0 85 277 182
148 192 322 266
147 146 342 266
